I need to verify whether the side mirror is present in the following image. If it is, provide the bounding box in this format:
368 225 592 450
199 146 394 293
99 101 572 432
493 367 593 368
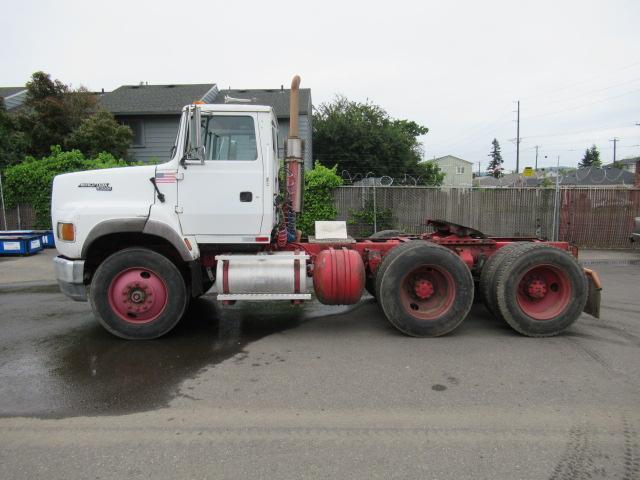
184 105 205 163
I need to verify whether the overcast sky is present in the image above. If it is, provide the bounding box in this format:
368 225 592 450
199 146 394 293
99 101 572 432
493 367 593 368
2 0 639 172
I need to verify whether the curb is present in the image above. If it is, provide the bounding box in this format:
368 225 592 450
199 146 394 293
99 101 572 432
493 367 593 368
0 281 60 294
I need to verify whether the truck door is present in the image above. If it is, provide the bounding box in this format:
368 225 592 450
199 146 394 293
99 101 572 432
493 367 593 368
177 113 264 237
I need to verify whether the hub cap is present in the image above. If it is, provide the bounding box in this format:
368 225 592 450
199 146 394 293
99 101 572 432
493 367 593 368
108 268 168 324
400 265 455 320
517 264 571 321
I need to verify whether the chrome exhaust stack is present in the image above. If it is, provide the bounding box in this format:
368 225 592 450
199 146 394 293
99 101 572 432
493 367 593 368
285 75 304 212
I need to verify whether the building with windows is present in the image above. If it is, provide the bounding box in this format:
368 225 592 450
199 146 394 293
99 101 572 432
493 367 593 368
430 155 473 187
605 156 638 174
100 84 313 168
0 87 28 111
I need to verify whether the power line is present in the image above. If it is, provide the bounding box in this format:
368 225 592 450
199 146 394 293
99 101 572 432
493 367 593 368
522 122 633 140
519 59 640 101
541 76 640 106
522 88 640 121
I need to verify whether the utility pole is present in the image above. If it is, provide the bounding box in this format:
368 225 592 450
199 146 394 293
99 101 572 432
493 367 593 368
552 155 561 241
515 100 521 173
478 161 481 176
610 137 619 163
534 145 539 170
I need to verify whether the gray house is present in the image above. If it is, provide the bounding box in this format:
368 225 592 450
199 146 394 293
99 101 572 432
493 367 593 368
605 156 638 173
0 87 28 110
431 155 473 187
100 84 313 168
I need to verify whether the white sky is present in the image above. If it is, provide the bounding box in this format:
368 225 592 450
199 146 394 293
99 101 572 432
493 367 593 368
2 0 639 172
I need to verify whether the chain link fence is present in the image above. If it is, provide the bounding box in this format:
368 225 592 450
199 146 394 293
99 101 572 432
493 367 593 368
334 186 640 248
2 186 638 249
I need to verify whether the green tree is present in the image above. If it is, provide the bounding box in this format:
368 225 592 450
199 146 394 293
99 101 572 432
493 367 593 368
0 100 29 169
411 160 445 185
579 145 602 168
313 96 441 184
17 71 97 157
487 138 503 178
66 110 133 159
612 160 624 169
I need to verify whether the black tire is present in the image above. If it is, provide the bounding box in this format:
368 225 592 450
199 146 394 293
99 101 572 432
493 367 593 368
479 242 531 317
369 230 406 239
494 244 588 337
378 242 474 337
364 232 409 298
89 247 188 340
374 241 428 299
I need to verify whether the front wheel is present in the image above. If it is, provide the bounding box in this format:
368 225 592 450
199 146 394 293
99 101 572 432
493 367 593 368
89 248 188 339
378 242 474 337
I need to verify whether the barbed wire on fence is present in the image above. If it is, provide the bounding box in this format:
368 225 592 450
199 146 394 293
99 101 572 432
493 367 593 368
340 170 426 187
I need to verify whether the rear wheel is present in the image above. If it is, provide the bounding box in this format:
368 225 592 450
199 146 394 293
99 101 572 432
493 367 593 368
378 242 474 337
90 248 188 339
494 245 587 337
479 242 531 317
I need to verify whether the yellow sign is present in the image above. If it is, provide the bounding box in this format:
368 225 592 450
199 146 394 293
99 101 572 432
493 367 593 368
523 167 534 177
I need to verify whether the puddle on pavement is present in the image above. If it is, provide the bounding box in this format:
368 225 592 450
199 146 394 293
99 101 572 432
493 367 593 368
3 297 353 419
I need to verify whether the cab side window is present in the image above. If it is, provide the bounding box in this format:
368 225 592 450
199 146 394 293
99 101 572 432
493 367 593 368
202 116 257 161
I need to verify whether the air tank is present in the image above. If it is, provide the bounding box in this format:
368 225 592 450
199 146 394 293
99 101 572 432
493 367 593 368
313 248 365 305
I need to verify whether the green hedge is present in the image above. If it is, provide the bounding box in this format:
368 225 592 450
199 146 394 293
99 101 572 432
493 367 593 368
3 146 128 228
297 162 343 236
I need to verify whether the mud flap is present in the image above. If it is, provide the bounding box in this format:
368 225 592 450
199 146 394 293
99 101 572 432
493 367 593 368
583 268 602 319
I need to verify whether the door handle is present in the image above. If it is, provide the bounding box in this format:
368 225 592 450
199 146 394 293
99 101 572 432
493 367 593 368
240 191 253 202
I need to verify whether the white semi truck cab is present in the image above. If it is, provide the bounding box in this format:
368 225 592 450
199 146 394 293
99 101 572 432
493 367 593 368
52 76 601 340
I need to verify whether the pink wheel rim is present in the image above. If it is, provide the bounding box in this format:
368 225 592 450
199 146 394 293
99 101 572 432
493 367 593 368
399 265 456 320
108 268 168 324
516 264 572 321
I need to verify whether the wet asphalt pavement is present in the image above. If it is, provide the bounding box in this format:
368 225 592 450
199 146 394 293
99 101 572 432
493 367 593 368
0 286 353 418
0 260 639 479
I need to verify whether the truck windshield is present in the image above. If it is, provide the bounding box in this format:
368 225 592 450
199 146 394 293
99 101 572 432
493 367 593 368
201 115 257 161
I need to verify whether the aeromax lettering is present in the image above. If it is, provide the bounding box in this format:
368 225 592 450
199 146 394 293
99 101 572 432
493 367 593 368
78 183 112 191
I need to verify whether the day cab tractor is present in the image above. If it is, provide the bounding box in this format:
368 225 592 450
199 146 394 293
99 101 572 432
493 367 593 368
51 75 602 340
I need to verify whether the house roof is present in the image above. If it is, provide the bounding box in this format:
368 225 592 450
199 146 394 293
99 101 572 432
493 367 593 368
212 88 312 117
100 83 312 118
559 167 636 185
475 167 636 187
100 84 218 115
431 155 473 165
0 87 26 99
605 156 639 166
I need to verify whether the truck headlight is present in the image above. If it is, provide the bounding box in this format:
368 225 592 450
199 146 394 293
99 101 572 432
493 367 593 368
57 222 76 242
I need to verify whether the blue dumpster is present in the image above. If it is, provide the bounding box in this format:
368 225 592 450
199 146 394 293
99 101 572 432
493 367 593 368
0 230 55 248
0 234 44 256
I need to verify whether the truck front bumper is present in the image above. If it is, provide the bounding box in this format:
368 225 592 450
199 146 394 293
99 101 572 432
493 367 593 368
53 256 87 302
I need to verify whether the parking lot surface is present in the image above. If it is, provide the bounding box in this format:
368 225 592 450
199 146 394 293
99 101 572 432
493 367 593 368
0 257 639 479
